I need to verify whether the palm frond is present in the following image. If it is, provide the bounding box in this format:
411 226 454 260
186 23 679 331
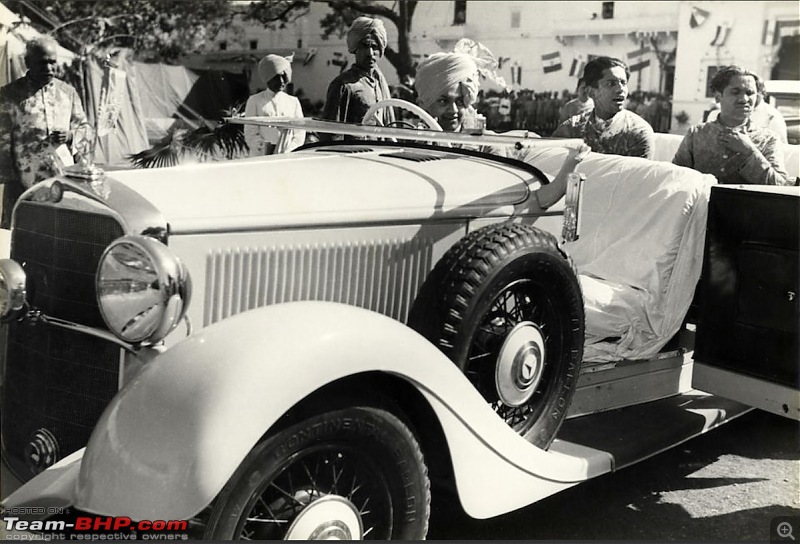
127 113 249 168
128 131 185 169
181 124 221 161
213 121 249 159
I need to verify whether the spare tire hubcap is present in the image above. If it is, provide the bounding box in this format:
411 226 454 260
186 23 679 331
496 321 546 406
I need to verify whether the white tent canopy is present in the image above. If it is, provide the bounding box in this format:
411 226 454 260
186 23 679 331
0 2 76 87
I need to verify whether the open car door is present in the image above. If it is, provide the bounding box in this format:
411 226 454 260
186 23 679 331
692 184 799 420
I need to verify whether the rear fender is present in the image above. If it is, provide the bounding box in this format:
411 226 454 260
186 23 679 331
5 302 611 522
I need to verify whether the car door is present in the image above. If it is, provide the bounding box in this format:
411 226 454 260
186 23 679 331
691 184 799 420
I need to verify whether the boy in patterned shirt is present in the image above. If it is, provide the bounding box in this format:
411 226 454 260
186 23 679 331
553 56 654 159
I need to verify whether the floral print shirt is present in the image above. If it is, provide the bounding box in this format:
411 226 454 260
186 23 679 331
672 119 789 186
0 75 88 228
0 75 88 189
553 109 655 159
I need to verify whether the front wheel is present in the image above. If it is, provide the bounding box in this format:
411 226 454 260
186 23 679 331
408 223 584 449
203 406 430 540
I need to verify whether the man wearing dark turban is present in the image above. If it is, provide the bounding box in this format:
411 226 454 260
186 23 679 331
321 16 395 130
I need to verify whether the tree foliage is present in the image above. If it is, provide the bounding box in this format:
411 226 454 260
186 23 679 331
6 0 235 62
246 0 418 81
242 0 311 28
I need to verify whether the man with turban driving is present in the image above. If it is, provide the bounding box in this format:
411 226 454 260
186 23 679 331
321 16 395 129
244 53 305 155
415 48 484 134
414 40 590 211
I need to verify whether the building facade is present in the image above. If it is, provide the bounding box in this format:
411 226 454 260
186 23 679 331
212 1 798 131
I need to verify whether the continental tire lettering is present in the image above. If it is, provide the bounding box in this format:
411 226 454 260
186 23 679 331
272 418 345 460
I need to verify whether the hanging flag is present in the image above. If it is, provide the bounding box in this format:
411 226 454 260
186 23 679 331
690 6 710 28
626 45 651 60
629 59 651 72
710 23 731 46
541 51 561 73
511 62 522 85
569 56 586 77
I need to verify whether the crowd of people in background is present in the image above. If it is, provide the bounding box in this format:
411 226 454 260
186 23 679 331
0 16 793 225
467 87 674 137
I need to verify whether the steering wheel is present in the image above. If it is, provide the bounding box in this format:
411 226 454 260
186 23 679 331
386 120 419 130
362 98 444 132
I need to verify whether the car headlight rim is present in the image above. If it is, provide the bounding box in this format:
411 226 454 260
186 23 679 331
0 258 27 322
96 235 191 345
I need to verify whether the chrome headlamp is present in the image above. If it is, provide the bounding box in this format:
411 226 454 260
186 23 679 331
96 236 191 345
0 259 27 322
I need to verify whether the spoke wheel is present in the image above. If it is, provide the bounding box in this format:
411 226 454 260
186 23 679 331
467 279 564 432
203 406 430 540
408 223 584 448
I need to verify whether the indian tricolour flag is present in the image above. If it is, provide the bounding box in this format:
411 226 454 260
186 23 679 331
627 45 651 73
541 51 562 74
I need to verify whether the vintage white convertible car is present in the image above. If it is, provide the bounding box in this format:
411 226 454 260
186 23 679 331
1 110 798 540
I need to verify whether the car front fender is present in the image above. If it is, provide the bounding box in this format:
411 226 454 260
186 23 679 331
4 301 611 522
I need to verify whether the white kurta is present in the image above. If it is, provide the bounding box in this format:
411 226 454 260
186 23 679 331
243 89 305 155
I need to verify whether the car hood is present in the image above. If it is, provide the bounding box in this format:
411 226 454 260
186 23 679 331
108 145 535 234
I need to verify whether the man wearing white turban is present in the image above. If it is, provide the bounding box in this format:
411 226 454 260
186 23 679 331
244 54 305 155
415 51 481 132
414 40 589 211
321 16 395 130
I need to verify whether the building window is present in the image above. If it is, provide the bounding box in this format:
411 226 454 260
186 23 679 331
511 10 521 29
219 41 227 51
249 40 258 50
601 2 614 19
453 0 467 25
297 38 303 48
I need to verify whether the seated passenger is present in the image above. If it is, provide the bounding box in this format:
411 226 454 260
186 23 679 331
705 77 789 144
673 65 789 185
552 56 655 159
415 40 587 210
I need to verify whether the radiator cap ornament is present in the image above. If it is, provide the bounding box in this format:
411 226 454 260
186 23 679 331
63 159 110 200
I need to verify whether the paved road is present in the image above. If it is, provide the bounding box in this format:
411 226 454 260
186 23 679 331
428 410 799 541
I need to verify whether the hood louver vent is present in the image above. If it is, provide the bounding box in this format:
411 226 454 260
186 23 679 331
315 146 375 154
379 151 455 163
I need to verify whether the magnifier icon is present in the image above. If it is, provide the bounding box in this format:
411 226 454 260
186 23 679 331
778 522 795 540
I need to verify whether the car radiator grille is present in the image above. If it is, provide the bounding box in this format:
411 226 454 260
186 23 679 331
203 238 435 327
2 202 124 482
